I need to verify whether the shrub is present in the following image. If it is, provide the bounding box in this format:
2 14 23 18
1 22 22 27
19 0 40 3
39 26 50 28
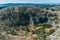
0 34 5 40
43 24 52 28
49 29 55 35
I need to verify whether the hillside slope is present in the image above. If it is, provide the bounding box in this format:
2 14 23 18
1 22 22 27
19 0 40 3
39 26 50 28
0 6 59 40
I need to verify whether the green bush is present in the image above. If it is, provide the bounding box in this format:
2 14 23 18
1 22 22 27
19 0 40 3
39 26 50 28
49 29 55 35
35 29 45 40
43 24 52 28
0 34 5 40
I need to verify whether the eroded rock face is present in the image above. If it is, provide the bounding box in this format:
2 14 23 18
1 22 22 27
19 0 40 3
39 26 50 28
0 30 35 40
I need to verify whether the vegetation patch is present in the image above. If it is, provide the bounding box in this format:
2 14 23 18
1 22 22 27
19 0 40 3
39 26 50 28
43 24 52 28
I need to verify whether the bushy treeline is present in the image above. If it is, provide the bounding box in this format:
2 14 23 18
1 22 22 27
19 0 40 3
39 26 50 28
1 7 49 27
0 7 57 27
